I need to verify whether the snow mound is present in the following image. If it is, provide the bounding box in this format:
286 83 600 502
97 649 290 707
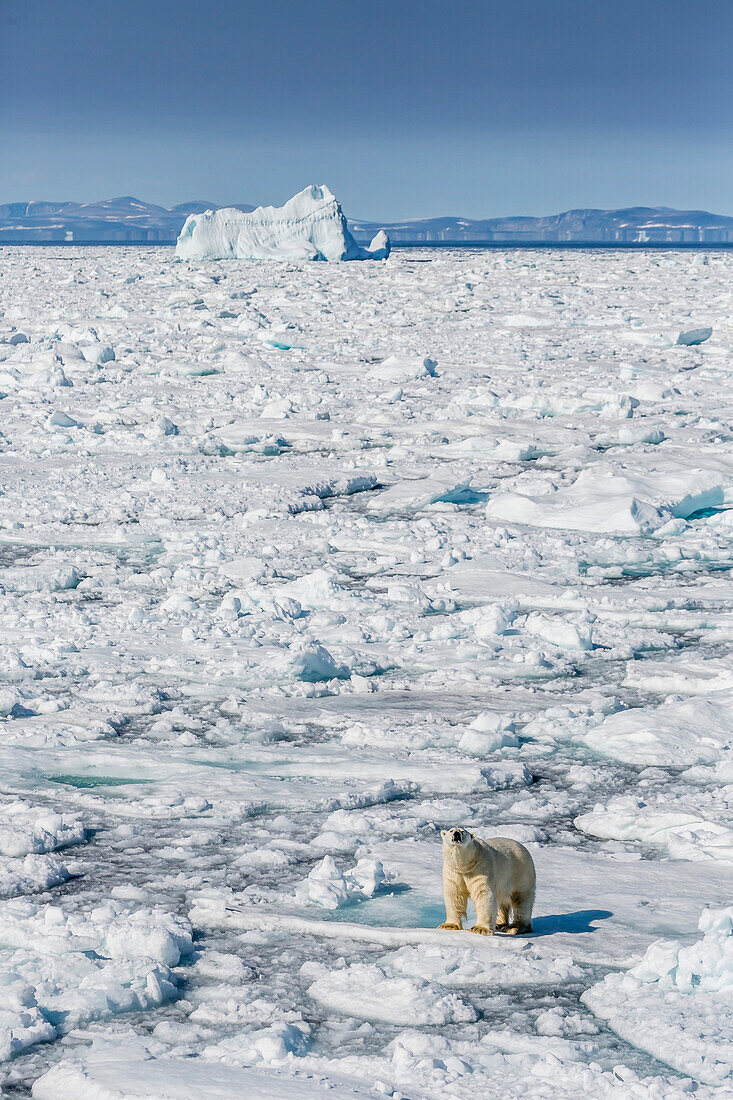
176 186 390 262
0 803 85 900
202 1019 310 1066
307 961 477 1025
582 906 733 1084
0 802 86 857
0 854 74 900
0 978 55 1062
294 855 392 909
368 355 437 383
284 641 350 682
525 612 594 652
458 712 518 755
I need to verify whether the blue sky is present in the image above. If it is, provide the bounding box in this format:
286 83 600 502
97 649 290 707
2 0 732 218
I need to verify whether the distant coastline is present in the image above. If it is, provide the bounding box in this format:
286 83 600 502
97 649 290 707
2 197 733 245
3 240 733 251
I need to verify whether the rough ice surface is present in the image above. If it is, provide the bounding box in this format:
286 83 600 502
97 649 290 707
176 185 390 262
0 899 192 1063
0 244 732 1096
575 798 733 862
293 855 392 908
307 960 478 1026
583 907 733 1084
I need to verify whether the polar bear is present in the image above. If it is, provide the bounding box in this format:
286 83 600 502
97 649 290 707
438 827 536 935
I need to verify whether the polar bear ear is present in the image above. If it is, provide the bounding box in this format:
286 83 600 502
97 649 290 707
440 829 447 838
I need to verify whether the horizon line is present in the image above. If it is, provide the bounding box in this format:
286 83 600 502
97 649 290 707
3 194 733 225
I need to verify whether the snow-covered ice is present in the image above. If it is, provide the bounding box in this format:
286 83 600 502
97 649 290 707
307 960 478 1026
583 906 733 1084
0 242 732 1096
293 854 392 909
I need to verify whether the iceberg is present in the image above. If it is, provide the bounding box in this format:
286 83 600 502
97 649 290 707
175 185 390 262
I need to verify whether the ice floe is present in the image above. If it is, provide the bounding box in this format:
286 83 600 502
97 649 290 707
582 695 733 766
583 906 733 1084
486 461 733 534
0 899 192 1062
576 798 733 862
307 961 478 1025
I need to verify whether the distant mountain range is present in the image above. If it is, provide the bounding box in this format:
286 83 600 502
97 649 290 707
350 207 733 245
0 197 255 243
1 195 732 244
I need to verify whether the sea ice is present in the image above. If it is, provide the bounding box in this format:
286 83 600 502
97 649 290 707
485 463 733 534
677 326 713 346
0 854 74 900
0 899 192 1063
0 802 85 857
582 695 733 765
307 961 478 1025
1 244 732 1097
576 798 733 862
583 907 733 1084
293 854 391 908
33 1051 376 1099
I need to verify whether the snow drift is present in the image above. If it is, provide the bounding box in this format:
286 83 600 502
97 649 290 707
175 185 390 262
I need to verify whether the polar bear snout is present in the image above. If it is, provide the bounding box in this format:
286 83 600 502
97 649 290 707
441 826 469 845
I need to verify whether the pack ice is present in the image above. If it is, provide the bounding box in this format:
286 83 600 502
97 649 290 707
176 185 390 261
0 243 732 1098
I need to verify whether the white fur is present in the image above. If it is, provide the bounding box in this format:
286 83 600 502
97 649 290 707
438 827 536 935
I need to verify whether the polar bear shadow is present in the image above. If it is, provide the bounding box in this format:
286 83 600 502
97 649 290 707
531 909 612 935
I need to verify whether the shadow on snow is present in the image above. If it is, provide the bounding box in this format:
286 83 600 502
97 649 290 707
532 909 613 935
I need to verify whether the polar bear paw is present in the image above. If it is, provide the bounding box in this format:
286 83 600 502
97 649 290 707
469 924 493 935
438 921 462 931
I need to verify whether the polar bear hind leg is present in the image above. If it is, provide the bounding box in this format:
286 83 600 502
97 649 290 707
504 889 533 935
495 903 511 933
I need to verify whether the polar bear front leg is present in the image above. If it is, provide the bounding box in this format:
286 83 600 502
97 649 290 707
469 884 496 935
438 871 467 930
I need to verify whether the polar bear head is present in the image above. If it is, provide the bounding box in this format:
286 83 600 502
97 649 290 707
441 827 477 869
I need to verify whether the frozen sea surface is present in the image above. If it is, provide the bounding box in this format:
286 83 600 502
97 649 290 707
0 245 732 1097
